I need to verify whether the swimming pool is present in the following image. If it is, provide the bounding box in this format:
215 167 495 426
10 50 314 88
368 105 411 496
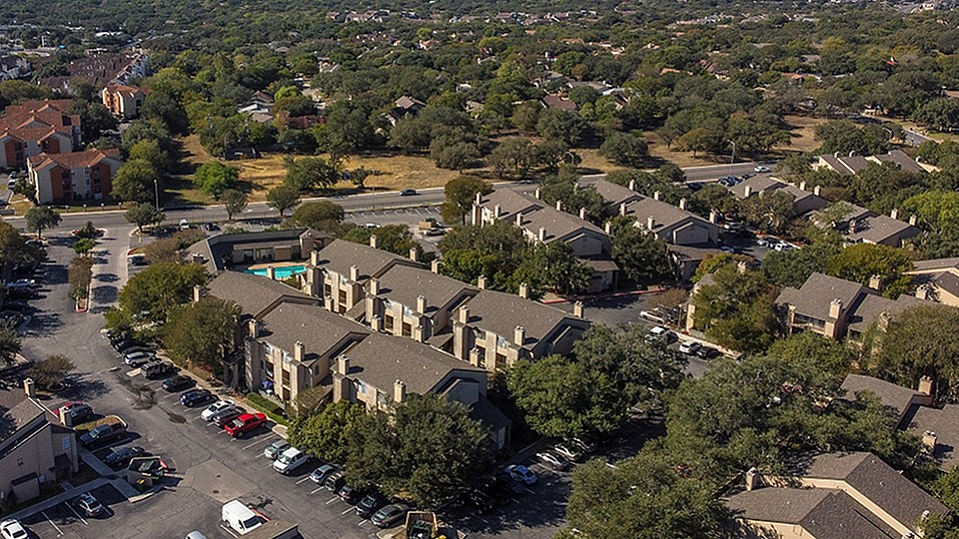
244 265 307 279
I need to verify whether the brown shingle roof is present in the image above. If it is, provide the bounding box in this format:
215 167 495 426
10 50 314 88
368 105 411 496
840 374 926 422
846 214 920 245
478 189 607 244
462 289 587 349
312 239 417 283
873 150 925 174
846 293 926 333
259 303 367 366
909 405 959 470
623 195 713 233
774 272 867 321
375 264 476 315
577 177 642 206
206 271 318 318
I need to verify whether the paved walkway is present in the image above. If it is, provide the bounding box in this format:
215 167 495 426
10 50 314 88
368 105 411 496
78 448 142 499
3 477 110 522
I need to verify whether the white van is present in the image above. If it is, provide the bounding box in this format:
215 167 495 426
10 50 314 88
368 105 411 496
273 447 308 475
221 500 262 535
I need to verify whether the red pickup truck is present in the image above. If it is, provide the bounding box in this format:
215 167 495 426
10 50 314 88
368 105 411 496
224 412 267 437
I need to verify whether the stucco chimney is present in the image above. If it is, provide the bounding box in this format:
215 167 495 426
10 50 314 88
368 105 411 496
538 227 547 242
393 380 406 404
555 200 563 211
604 221 612 234
679 198 688 211
745 468 759 491
431 259 440 274
919 376 935 396
337 355 350 376
477 275 488 289
579 207 587 220
868 274 882 291
814 185 822 196
369 234 378 249
573 301 584 317
534 188 541 199
828 298 843 319
619 202 627 216
350 264 359 281
59 406 72 427
515 212 523 227
890 208 899 220
647 216 655 230
266 265 276 280
458 305 469 324
193 285 203 303
799 180 807 191
923 430 938 454
23 378 35 398
916 284 930 301
248 318 259 338
743 185 752 198
475 192 482 205
417 295 427 313
709 210 718 224
653 191 661 201
514 325 526 346
409 247 419 262
909 214 918 226
294 341 305 363
311 249 320 266
371 315 383 332
493 204 501 218
518 282 529 299
628 179 636 191
369 277 380 295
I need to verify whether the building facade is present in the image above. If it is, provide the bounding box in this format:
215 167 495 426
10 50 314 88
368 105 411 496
28 148 122 204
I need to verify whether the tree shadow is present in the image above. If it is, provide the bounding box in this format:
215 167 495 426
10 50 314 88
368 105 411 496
90 284 118 308
60 374 110 401
26 312 64 336
94 273 119 283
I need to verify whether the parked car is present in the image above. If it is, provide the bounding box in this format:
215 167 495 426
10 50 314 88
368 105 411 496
2 301 28 312
504 464 537 485
485 479 520 505
112 337 141 351
696 346 720 359
371 503 410 528
104 446 146 468
201 400 236 422
535 451 571 471
61 401 93 424
679 341 702 355
263 440 290 460
0 519 27 539
645 326 676 344
570 437 597 454
552 442 583 463
185 532 209 539
163 375 194 392
465 490 496 514
754 165 771 173
639 309 666 324
75 492 106 517
144 361 175 379
310 464 339 485
399 189 417 196
120 345 154 356
773 242 795 252
225 412 267 437
338 484 366 504
80 421 127 449
213 409 245 428
324 471 346 492
273 447 308 474
355 491 388 519
124 351 155 367
180 389 215 408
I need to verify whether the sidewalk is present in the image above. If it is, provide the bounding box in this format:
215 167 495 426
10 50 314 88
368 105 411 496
2 477 109 522
78 448 141 499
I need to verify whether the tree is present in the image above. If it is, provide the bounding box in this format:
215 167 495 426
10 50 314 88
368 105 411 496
346 394 495 507
342 224 419 257
538 168 607 225
537 109 592 147
265 185 300 217
163 297 241 374
193 161 239 199
124 203 165 233
432 141 481 172
825 243 913 298
128 139 170 171
288 401 364 464
288 201 344 230
437 222 529 288
68 256 94 300
222 189 248 220
508 355 629 438
600 132 649 168
25 206 61 239
691 263 779 353
815 119 890 155
512 242 592 296
116 262 208 325
0 323 22 365
763 241 841 288
740 191 796 234
284 156 339 192
767 332 855 380
68 99 117 140
72 238 96 256
113 159 161 203
608 216 673 284
440 175 491 225
27 355 74 390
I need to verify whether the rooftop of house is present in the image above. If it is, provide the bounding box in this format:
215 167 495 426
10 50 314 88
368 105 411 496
873 149 926 174
460 288 587 349
103 83 144 96
27 148 121 170
0 99 79 139
728 175 783 198
478 189 607 243
840 374 928 421
394 95 426 110
40 51 146 89
845 292 926 333
775 272 870 321
312 239 418 283
910 404 959 470
541 95 577 110
258 302 367 367
727 488 899 539
817 153 873 175
911 257 959 273
577 177 643 207
341 331 484 395
0 388 32 444
934 271 959 298
206 271 318 318
374 264 476 315
623 195 714 235
845 214 920 245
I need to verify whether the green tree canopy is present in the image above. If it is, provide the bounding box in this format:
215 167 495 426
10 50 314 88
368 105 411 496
193 161 239 199
265 185 301 217
116 262 208 326
222 189 248 220
600 131 649 168
124 203 166 233
440 175 491 225
25 206 61 240
163 297 240 374
608 215 673 284
284 155 339 192
691 262 779 353
288 201 344 230
825 242 913 298
113 159 161 203
288 401 364 464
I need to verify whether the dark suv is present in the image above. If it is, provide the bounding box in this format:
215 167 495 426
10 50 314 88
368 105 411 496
179 389 214 407
355 491 388 519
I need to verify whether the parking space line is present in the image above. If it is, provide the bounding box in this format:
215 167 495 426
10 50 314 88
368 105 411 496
326 496 339 504
525 488 535 494
340 507 353 515
220 523 239 538
41 510 64 537
310 486 325 494
295 476 312 485
65 502 89 525
242 435 277 450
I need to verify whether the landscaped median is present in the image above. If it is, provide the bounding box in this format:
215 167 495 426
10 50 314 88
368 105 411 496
242 392 290 427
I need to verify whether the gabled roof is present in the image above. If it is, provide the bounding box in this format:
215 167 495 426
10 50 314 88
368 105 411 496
478 189 608 244
845 214 920 245
461 288 588 349
912 257 959 273
845 293 926 333
623 195 712 234
872 149 925 174
103 83 145 97
312 239 418 283
577 177 642 206
27 148 121 170
259 302 367 366
840 374 926 421
775 272 868 321
375 264 476 315
910 405 959 470
934 271 959 298
206 271 318 318
541 95 577 110
818 153 872 175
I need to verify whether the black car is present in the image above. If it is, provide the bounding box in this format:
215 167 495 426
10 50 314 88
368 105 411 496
338 484 366 505
325 471 346 492
484 479 518 505
214 409 245 429
695 346 720 359
61 402 94 424
465 490 496 514
104 446 146 468
355 491 388 519
163 375 194 392
113 338 143 352
179 389 214 407
399 189 417 196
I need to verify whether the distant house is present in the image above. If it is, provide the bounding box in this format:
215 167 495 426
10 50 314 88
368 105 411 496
0 99 82 169
812 203 920 247
0 55 30 81
813 149 929 176
725 175 828 215
40 50 148 92
540 95 577 111
383 96 426 126
238 91 274 123
101 83 146 120
28 148 122 204
727 452 947 539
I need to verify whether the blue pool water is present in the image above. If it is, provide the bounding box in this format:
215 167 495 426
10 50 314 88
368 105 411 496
244 265 307 279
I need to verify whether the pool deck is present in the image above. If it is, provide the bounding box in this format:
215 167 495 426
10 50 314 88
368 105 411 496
245 260 308 271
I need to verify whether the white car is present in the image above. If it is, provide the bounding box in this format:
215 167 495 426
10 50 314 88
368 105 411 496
0 520 27 539
124 350 155 367
201 399 236 422
754 165 771 173
773 242 795 252
679 341 702 355
273 447 308 474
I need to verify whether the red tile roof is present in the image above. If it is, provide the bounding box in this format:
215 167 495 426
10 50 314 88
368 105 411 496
28 148 121 170
0 99 79 142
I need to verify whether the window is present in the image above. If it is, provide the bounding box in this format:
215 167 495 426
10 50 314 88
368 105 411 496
62 436 71 451
793 313 825 329
281 370 290 386
282 351 293 365
497 335 509 349
355 379 367 394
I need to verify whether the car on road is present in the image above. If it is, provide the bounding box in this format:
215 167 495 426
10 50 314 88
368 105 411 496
264 440 291 460
371 503 410 528
310 464 339 485
504 464 537 485
338 484 366 504
273 447 308 474
213 409 245 429
0 519 27 539
104 446 146 468
696 346 720 359
535 451 571 471
679 341 702 355
163 375 194 392
124 350 155 367
552 442 583 463
179 219 190 230
754 165 771 173
61 401 94 424
324 471 346 492
355 491 388 519
75 492 106 517
200 399 236 421
179 388 215 408
225 412 267 437
399 189 417 196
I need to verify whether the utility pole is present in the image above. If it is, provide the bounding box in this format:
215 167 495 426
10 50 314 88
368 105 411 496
154 178 160 209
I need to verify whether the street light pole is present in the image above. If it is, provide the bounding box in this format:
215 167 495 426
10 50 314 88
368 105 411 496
153 178 160 209
726 139 737 176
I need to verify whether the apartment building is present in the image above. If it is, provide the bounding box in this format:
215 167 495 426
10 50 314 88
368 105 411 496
27 148 122 204
814 149 929 176
0 99 81 169
908 257 959 307
725 175 829 215
101 83 146 120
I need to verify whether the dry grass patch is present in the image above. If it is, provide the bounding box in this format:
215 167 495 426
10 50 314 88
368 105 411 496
643 132 727 168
